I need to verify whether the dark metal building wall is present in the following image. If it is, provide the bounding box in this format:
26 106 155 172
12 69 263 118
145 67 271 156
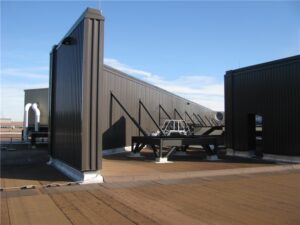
101 65 216 150
50 8 104 171
225 55 300 156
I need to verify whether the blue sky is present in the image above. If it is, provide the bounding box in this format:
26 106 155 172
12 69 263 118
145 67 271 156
1 1 300 120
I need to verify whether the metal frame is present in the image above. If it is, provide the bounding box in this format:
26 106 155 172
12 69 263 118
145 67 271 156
173 108 190 129
110 92 148 136
139 100 164 136
192 113 202 126
158 104 171 126
185 111 196 125
197 114 208 127
201 126 224 135
174 108 184 121
31 132 48 145
110 93 159 154
204 115 214 126
110 93 225 158
132 135 224 159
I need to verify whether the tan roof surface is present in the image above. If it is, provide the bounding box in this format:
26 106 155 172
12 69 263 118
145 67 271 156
1 169 300 225
1 154 300 225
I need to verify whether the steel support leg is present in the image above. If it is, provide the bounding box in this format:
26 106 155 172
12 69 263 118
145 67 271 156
159 140 162 158
165 146 177 158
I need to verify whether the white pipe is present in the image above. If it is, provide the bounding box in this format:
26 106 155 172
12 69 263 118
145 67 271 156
32 103 40 132
23 103 32 141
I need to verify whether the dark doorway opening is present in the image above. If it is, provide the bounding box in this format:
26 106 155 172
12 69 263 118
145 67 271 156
248 114 263 157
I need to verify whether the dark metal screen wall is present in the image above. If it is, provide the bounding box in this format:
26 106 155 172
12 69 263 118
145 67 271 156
49 8 104 171
225 55 300 156
100 66 215 150
50 8 217 171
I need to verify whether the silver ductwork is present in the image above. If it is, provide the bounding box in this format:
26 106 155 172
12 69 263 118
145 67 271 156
214 112 224 121
31 103 40 132
23 103 32 141
23 102 41 141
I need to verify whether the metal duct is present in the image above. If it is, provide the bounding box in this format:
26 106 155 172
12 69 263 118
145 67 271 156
32 103 40 132
23 103 32 141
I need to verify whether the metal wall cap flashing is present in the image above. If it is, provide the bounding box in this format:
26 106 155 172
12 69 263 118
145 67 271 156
55 7 104 50
83 7 105 20
24 87 48 92
225 54 300 76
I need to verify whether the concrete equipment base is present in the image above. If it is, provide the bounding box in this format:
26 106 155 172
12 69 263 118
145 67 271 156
174 151 189 156
206 155 220 161
128 152 145 158
226 149 300 163
102 146 131 156
49 158 103 184
263 153 300 163
155 157 173 164
226 149 255 158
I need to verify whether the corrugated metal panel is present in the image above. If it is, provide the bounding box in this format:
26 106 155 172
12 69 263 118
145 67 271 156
50 8 218 171
225 55 300 156
50 8 104 171
51 19 84 170
101 65 216 150
81 16 104 171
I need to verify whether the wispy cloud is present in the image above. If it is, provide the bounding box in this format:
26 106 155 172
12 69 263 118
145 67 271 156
0 66 49 79
104 58 224 111
104 58 152 77
0 59 224 121
0 66 49 120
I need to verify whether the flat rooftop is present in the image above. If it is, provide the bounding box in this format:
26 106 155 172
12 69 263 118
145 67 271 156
102 150 277 182
1 149 300 225
1 165 300 225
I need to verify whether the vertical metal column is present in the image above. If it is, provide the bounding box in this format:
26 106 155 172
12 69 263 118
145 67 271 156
109 92 113 127
49 45 58 157
138 100 141 136
159 139 163 158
